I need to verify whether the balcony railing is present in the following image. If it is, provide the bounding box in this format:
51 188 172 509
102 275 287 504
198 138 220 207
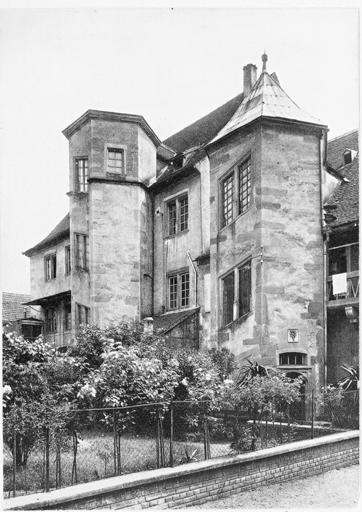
327 271 359 305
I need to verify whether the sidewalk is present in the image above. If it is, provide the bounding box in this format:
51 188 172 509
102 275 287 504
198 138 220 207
191 464 360 509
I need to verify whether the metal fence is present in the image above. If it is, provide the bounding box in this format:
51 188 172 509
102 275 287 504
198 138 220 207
3 392 358 499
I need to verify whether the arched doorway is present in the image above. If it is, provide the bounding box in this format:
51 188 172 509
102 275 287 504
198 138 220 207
286 371 307 420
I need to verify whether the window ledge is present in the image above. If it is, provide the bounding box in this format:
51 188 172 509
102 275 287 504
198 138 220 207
278 365 312 370
220 207 251 234
164 229 189 240
67 191 88 197
219 311 252 331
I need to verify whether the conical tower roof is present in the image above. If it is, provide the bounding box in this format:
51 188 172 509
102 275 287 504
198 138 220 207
210 65 325 144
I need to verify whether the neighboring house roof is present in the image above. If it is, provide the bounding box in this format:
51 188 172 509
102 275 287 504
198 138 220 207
325 129 359 228
210 71 325 144
153 307 200 334
24 213 70 257
2 292 31 323
327 129 359 171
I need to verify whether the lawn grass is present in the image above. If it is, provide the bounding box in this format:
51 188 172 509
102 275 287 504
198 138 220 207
3 432 231 498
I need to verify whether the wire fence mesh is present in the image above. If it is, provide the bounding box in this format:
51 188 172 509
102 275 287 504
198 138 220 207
3 392 358 499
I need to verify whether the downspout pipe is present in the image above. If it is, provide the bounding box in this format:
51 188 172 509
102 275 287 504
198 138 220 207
319 129 328 387
187 250 199 307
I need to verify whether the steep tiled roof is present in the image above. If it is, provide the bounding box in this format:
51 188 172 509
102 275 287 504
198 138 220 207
327 129 359 171
163 93 244 154
210 72 325 144
325 130 359 227
24 213 70 256
153 307 199 334
2 292 31 322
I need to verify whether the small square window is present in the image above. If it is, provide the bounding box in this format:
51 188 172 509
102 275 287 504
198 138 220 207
107 147 125 174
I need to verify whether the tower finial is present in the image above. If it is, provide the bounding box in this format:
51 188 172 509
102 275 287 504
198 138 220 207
262 51 268 72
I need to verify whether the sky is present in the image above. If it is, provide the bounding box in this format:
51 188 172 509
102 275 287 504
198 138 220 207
0 6 359 294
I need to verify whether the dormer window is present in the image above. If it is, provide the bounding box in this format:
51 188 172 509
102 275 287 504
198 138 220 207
343 149 357 165
172 155 184 169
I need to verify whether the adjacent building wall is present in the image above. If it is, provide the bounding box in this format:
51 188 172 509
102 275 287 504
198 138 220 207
153 173 202 316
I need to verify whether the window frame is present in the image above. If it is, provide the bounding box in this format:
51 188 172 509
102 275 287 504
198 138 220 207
104 143 127 176
76 303 90 328
74 157 88 193
165 193 189 237
64 302 72 332
220 156 252 230
65 245 71 275
220 259 252 327
167 269 190 311
45 307 57 334
279 352 307 366
328 242 359 275
74 233 89 272
44 253 57 281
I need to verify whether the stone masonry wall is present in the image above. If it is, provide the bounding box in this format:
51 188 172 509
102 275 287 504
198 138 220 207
259 123 325 389
4 432 358 510
208 125 263 357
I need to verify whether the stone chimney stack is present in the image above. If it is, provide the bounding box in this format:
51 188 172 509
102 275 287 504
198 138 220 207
243 63 257 96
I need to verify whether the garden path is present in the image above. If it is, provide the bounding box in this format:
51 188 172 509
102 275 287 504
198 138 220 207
191 464 360 509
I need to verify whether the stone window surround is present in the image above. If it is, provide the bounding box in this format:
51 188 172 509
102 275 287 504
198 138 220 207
277 348 309 368
166 266 190 311
104 142 127 176
219 257 252 328
163 188 189 238
218 152 252 231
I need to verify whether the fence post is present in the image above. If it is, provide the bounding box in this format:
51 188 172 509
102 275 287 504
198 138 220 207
113 408 117 476
71 431 78 484
156 407 160 468
12 426 16 497
159 408 165 467
44 426 50 492
265 415 268 448
169 403 174 467
287 404 290 443
202 403 211 460
311 389 315 439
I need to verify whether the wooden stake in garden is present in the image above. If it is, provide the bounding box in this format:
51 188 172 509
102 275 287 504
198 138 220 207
71 431 78 484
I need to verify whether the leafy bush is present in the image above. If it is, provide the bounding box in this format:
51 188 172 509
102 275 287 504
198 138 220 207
218 365 303 453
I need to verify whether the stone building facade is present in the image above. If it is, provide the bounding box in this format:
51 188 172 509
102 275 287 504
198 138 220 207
24 54 358 391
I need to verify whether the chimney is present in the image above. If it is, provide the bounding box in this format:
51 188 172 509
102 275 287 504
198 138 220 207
243 63 257 96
